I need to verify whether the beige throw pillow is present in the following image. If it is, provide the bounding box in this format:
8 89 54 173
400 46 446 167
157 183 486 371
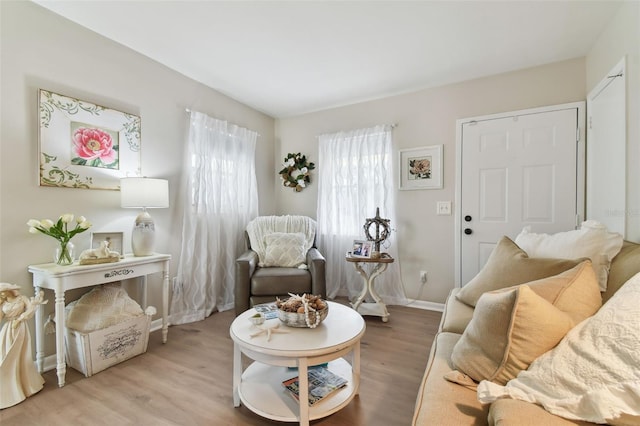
451 285 574 385
525 260 602 325
456 236 583 307
262 232 307 267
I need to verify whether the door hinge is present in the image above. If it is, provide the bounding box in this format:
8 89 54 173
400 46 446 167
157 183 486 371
575 214 581 229
588 116 593 130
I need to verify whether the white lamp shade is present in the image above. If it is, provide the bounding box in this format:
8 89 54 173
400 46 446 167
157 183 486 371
120 178 169 208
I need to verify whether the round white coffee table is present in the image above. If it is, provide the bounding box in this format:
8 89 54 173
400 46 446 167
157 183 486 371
230 301 365 426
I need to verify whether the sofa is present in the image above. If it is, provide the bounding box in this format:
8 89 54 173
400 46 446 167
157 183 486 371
412 239 640 426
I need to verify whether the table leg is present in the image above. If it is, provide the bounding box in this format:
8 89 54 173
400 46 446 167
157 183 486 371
34 286 44 373
353 341 361 396
351 262 370 311
233 343 241 407
350 262 390 322
162 264 169 343
298 358 310 426
140 275 148 309
54 288 66 387
367 264 390 322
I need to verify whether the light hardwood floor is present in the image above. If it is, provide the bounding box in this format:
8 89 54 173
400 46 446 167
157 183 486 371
0 302 441 426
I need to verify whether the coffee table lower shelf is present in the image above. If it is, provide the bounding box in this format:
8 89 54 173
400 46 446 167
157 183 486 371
238 358 357 422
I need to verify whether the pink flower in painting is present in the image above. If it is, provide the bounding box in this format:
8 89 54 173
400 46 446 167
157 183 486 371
72 127 117 165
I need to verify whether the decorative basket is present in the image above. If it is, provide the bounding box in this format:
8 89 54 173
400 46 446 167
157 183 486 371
277 305 329 328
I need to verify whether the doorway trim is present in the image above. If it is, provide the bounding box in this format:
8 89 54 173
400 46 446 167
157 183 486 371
453 102 586 287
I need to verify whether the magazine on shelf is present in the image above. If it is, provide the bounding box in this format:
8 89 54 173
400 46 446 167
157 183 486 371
253 301 278 319
282 367 348 406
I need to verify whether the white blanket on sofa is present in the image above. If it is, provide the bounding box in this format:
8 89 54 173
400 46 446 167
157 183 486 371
246 215 316 265
477 271 640 425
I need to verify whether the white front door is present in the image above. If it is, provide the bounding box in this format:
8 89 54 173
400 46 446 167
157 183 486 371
456 103 585 286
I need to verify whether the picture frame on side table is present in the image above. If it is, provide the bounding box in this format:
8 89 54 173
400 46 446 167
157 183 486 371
38 89 141 190
351 240 373 258
90 232 124 258
399 145 443 190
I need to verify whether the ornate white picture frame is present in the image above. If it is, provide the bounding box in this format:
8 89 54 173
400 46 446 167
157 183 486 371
399 145 443 190
38 89 141 190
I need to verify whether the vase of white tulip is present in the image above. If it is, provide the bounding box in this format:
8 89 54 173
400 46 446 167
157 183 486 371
27 214 92 265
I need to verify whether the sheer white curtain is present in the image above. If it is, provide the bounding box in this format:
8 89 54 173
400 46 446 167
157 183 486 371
317 124 407 305
170 111 258 325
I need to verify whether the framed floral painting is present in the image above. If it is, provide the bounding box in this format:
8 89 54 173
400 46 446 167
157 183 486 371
399 145 443 190
38 89 141 190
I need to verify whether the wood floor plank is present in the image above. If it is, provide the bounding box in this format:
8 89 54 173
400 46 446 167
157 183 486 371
0 302 440 426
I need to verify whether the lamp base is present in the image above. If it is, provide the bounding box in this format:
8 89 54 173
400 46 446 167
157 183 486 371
132 211 156 256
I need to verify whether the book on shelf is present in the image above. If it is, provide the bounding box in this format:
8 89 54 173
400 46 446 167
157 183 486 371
253 301 278 319
282 367 348 406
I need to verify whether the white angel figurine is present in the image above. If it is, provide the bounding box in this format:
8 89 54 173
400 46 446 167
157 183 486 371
0 283 47 409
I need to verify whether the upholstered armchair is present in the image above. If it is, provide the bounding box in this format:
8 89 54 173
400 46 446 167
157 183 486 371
234 215 326 316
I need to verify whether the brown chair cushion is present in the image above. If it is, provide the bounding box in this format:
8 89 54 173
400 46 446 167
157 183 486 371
251 267 311 296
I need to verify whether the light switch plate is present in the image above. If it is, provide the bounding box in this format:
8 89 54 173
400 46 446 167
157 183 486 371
437 201 452 216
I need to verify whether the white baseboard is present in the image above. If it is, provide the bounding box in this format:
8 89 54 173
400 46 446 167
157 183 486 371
42 355 57 372
150 318 164 332
405 300 445 312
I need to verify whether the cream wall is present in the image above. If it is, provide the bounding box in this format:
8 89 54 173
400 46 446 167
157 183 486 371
586 0 640 242
0 1 275 356
276 58 586 304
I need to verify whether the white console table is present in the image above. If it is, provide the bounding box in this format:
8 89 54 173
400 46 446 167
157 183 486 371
28 253 171 387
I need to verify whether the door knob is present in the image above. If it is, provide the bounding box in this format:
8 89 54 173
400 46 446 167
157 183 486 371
464 215 472 222
464 228 473 235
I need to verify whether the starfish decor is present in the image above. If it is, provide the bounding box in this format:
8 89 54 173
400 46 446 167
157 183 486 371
249 322 289 341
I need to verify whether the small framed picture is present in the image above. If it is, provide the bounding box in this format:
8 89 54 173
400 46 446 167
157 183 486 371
352 240 373 258
399 145 443 190
90 232 124 257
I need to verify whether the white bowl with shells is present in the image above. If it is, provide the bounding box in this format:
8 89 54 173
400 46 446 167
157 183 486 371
276 294 328 328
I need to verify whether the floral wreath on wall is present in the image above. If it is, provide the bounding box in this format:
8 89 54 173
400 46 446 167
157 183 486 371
279 152 316 192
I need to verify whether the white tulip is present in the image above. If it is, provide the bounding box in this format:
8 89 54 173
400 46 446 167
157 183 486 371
28 227 39 234
61 214 74 223
78 221 92 229
40 219 54 230
27 219 40 227
76 215 86 224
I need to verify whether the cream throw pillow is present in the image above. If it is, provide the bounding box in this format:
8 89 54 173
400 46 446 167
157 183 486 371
262 232 307 267
522 260 602 325
515 220 624 291
478 272 640 424
451 285 574 385
456 236 583 307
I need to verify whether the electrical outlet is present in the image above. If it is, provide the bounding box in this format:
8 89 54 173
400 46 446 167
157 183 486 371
420 270 428 284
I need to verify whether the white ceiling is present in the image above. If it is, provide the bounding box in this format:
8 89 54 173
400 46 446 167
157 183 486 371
33 1 623 118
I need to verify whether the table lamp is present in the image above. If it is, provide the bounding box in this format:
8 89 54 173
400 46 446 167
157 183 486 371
120 177 169 256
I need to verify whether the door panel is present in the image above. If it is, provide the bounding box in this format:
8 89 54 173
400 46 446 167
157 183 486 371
587 60 626 235
460 107 581 285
